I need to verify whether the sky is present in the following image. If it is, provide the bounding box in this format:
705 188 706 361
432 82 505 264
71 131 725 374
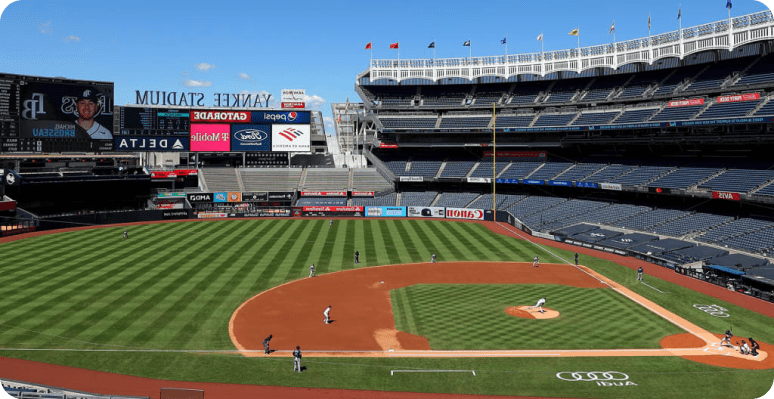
0 0 772 135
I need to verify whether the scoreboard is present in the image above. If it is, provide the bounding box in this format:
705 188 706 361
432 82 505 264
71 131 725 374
0 72 114 153
116 107 190 135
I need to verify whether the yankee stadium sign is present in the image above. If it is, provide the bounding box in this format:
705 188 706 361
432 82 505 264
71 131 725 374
135 90 273 108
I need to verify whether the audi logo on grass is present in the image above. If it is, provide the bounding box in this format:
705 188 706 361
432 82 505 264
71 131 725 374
556 372 637 386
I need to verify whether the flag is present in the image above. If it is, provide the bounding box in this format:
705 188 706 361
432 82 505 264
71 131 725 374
364 42 371 50
677 8 681 19
500 37 507 44
726 0 732 9
609 21 615 34
648 14 651 30
537 33 543 41
389 42 399 49
463 40 471 46
569 28 579 36
428 41 435 48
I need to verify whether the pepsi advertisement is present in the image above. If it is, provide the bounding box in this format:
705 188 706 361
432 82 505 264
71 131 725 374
251 111 310 124
230 124 271 151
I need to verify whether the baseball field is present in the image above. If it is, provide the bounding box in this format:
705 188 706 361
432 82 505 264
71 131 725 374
0 218 772 399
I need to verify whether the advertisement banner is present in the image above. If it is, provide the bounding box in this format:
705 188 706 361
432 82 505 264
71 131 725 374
191 124 230 151
522 179 545 185
445 208 485 220
668 98 705 107
213 192 228 203
226 192 242 202
229 208 291 218
252 111 311 124
242 192 268 202
407 206 445 218
271 124 311 151
576 182 598 188
467 177 491 183
173 169 197 176
712 191 741 201
230 124 271 152
19 81 114 142
495 178 519 184
281 102 305 109
303 206 363 212
548 180 572 187
281 89 306 102
151 171 177 179
399 176 423 182
599 183 623 191
351 191 375 197
157 192 186 198
268 192 294 201
365 206 407 217
196 212 228 219
380 143 399 149
190 110 250 123
187 193 214 203
483 151 546 158
300 191 347 197
717 93 760 103
533 231 556 240
162 210 190 220
115 136 189 151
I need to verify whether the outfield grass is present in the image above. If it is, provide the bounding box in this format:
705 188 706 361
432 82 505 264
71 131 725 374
390 284 684 350
0 219 772 399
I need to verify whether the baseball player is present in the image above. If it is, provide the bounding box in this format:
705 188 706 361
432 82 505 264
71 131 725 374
526 297 546 314
749 338 760 356
740 340 750 355
123 230 128 239
354 250 360 264
324 305 332 324
431 253 437 263
720 329 733 347
532 256 540 268
263 334 272 355
329 219 333 226
574 252 579 266
293 346 302 373
637 266 643 282
309 264 316 278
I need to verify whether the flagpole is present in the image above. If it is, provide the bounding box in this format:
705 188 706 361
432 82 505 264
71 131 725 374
679 5 683 59
577 26 580 49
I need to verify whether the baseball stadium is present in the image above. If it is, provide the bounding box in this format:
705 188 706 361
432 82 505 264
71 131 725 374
3 5 774 399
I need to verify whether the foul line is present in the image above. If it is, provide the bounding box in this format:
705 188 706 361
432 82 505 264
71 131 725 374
391 370 476 376
641 281 669 294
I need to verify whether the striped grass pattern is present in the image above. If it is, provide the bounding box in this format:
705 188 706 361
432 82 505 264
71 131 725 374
390 284 683 350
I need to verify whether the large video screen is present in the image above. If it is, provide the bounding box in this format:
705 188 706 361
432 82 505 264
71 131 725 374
118 107 189 135
0 72 114 152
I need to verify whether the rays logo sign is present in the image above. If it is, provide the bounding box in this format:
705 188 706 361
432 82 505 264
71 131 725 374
272 124 310 151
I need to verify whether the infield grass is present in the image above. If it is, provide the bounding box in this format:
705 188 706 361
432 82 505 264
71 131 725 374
0 218 772 399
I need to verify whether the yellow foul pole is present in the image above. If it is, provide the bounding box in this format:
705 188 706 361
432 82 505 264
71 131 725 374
492 102 496 222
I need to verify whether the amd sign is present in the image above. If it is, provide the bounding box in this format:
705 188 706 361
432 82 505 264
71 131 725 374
187 193 214 203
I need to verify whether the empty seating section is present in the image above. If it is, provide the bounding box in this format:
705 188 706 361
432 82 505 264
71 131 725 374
647 167 721 189
496 115 536 127
586 164 636 183
506 196 567 218
532 113 576 127
755 182 774 197
498 161 543 179
544 80 589 104
201 168 240 191
474 89 506 105
572 112 619 126
439 116 491 129
699 169 774 193
555 163 606 181
380 117 437 129
617 70 670 98
440 158 477 177
296 197 347 206
467 193 509 210
240 168 302 192
509 93 539 104
684 66 732 92
734 54 774 86
497 194 527 210
544 91 576 104
408 157 444 177
434 192 480 208
351 193 397 206
581 75 629 102
697 100 761 119
351 169 393 193
611 165 673 186
652 213 733 237
522 199 607 229
658 245 729 264
613 108 658 124
421 88 466 107
697 218 774 244
302 169 349 191
652 64 706 96
528 162 572 180
753 100 774 116
384 159 409 176
470 160 510 178
649 105 703 122
549 203 651 231
614 208 690 231
719 226 774 254
400 191 438 206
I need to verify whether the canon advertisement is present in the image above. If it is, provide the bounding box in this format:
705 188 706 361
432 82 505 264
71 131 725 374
190 123 230 151
445 208 485 220
15 78 114 151
230 124 271 151
407 206 445 218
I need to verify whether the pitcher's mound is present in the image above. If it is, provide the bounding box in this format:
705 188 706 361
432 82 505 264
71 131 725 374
505 306 560 319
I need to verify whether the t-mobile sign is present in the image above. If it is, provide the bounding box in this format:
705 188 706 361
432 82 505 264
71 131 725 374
191 124 230 151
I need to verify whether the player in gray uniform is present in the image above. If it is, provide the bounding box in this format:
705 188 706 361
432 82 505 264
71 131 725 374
309 264 316 278
431 253 437 263
123 230 128 239
293 346 302 372
324 305 331 324
637 266 643 282
532 256 540 267
526 297 546 313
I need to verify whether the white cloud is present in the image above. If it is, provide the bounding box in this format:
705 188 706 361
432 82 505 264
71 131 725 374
195 63 216 72
38 21 52 34
301 94 326 111
238 73 251 81
184 79 213 88
323 116 336 135
62 35 80 42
